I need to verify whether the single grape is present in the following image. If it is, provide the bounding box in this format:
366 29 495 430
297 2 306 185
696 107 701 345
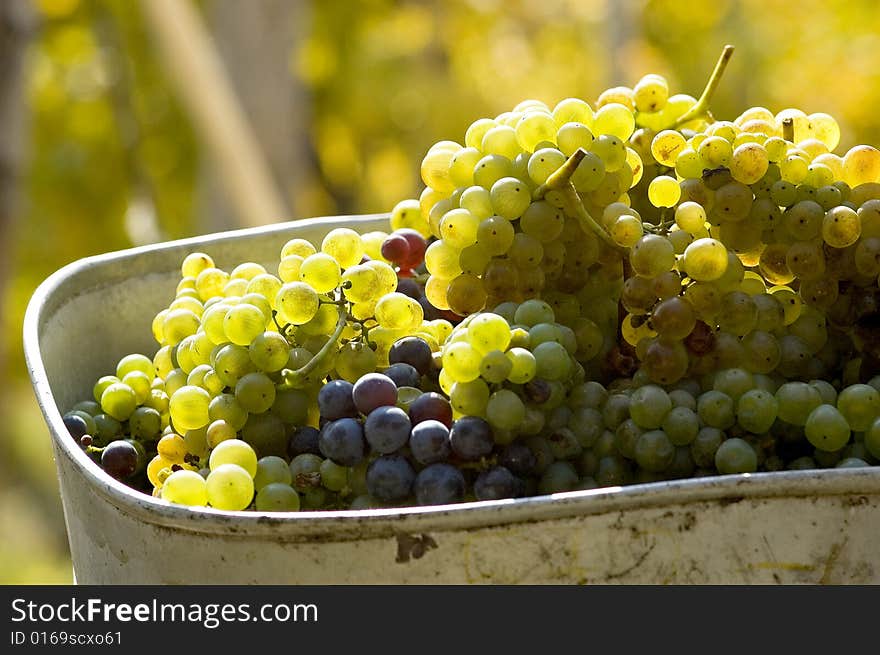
408 392 453 428
366 455 415 502
475 466 523 500
353 373 398 414
383 362 421 389
449 416 494 460
101 440 139 480
364 405 412 454
318 379 357 421
319 418 366 466
414 463 465 505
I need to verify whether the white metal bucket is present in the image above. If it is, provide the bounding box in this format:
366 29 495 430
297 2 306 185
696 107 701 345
24 214 880 584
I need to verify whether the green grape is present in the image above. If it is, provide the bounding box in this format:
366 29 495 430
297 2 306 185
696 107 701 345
629 384 672 429
425 240 463 279
448 147 483 188
691 426 723 468
741 330 781 374
341 264 379 304
647 175 681 208
162 470 208 506
675 148 704 178
447 274 487 315
231 261 266 281
805 404 851 452
460 186 494 220
490 176 531 220
116 353 155 381
100 382 137 421
206 419 237 448
736 389 777 434
234 372 276 414
590 134 626 171
785 240 826 281
223 303 267 346
836 384 880 432
506 347 537 384
609 214 644 248
730 142 769 184
651 129 687 167
299 253 342 294
479 349 512 384
442 341 482 382
476 216 515 255
630 234 675 277
514 299 555 326
662 406 700 446
169 385 212 432
253 455 293 491
533 341 571 381
521 201 565 243
651 296 696 340
822 205 861 248
635 430 675 472
716 291 757 337
459 245 490 276
516 111 557 152
255 483 301 511
776 381 823 426
122 370 152 404
450 379 490 416
467 312 511 353
486 389 526 431
206 464 254 511
482 124 522 160
698 136 732 168
421 145 458 192
209 438 258 476
213 344 256 387
593 103 635 140
440 208 480 249
715 438 758 474
865 418 880 460
556 122 594 157
508 233 544 268
248 332 290 373
682 238 727 282
375 292 423 330
473 153 514 189
162 308 201 346
181 252 215 279
571 151 606 191
697 390 735 430
553 97 594 128
335 341 378 383
842 145 880 187
195 267 230 302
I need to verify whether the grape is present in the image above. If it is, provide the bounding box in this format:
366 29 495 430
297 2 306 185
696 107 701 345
366 455 415 502
206 464 254 510
383 362 421 389
255 483 301 512
388 336 433 375
412 463 465 506
353 373 398 415
409 420 452 465
715 438 758 474
629 384 672 429
234 372 276 414
319 418 365 466
162 470 208 506
288 425 321 457
476 466 524 500
776 382 823 426
736 389 778 434
449 416 494 460
101 440 139 480
409 392 453 428
364 406 412 454
485 389 526 431
805 404 851 452
697 390 736 430
635 430 675 472
209 439 258 477
63 413 90 440
317 379 357 420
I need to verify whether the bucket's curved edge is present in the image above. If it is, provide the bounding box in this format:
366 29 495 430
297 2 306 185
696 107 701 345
24 215 880 545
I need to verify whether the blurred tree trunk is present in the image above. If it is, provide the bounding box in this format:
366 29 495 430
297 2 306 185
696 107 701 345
199 0 311 233
0 0 35 376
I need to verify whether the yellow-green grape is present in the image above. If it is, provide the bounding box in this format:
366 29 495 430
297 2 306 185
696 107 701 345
593 102 635 140
682 238 729 282
802 113 839 152
786 240 826 280
465 118 497 149
99 382 137 421
122 370 152 404
425 240 462 278
467 312 511 354
763 136 788 162
439 208 479 249
630 234 675 277
780 154 809 184
527 147 567 186
621 314 656 347
335 341 378 383
240 292 272 322
675 201 707 234
730 143 769 185
459 243 490 276
769 285 802 325
375 292 424 330
481 125 521 160
162 308 201 346
459 186 493 221
153 346 174 380
759 244 795 286
442 341 482 382
299 252 342 293
446 274 487 316
156 432 187 462
161 469 208 507
476 216 515 256
169 385 211 432
181 252 215 279
521 201 565 243
505 347 537 384
425 275 450 311
206 463 254 511
223 277 248 298
421 145 457 193
698 136 733 168
515 111 557 152
556 122 594 157
626 147 644 186
297 302 340 337
633 73 669 113
610 214 644 248
843 145 880 187
321 228 364 269
590 134 626 172
209 438 258 476
675 148 704 179
116 353 155 381
169 295 204 318
571 151 606 191
223 303 266 346
389 200 427 240
151 309 169 343
647 175 681 208
553 97 594 128
361 231 391 263
479 349 512 383
651 129 687 167
822 206 860 248
281 237 317 259
855 237 880 277
361 260 396 297
473 153 514 190
244 274 282 307
340 264 379 304
230 261 266 281
446 146 481 188
198 303 228 345
450 379 490 417
490 176 531 220
195 267 230 302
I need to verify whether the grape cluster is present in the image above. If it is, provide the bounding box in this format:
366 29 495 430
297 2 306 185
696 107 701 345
64 46 880 512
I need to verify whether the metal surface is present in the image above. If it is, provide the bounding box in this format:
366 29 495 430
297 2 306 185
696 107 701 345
24 214 880 584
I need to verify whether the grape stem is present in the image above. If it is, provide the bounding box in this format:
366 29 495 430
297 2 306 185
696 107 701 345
674 45 735 127
534 148 624 252
781 117 794 143
280 303 348 388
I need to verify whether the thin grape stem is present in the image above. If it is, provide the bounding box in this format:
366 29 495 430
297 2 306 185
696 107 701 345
281 303 348 388
674 45 735 127
781 117 794 143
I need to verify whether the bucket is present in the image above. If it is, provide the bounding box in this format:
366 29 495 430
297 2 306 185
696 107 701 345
24 214 880 584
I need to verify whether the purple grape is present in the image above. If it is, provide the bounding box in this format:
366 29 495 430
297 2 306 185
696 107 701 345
395 278 422 300
352 373 397 415
319 418 365 466
474 466 522 501
288 425 321 457
389 337 433 375
366 455 415 502
414 463 465 505
449 416 494 461
318 379 357 420
408 392 453 428
499 442 538 476
409 419 451 465
364 406 411 454
101 440 138 480
383 362 421 389
63 414 89 440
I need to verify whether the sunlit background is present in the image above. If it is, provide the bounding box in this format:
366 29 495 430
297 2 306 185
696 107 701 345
2 0 880 584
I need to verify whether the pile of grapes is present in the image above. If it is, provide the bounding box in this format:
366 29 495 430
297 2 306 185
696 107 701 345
63 47 880 512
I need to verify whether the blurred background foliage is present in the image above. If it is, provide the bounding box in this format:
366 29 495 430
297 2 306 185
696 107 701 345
3 0 880 584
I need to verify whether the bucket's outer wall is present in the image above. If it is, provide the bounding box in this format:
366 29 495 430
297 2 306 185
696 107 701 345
25 215 880 584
